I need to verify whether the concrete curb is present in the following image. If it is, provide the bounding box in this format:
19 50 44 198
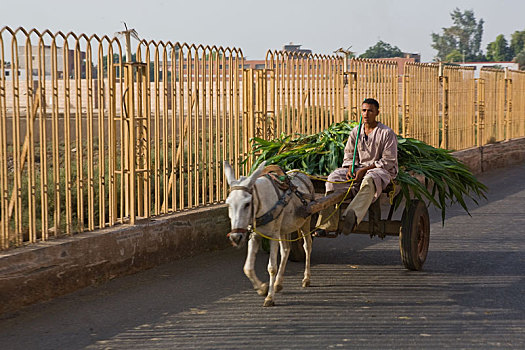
453 137 525 175
1 137 524 314
0 205 230 314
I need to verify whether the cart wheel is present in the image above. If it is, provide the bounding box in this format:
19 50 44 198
400 200 430 271
289 231 306 262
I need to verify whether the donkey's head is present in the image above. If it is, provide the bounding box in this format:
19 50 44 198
224 161 266 247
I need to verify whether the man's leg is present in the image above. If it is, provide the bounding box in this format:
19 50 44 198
340 175 376 235
314 168 349 236
315 198 340 232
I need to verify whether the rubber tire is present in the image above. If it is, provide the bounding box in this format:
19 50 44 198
400 200 430 271
289 231 306 262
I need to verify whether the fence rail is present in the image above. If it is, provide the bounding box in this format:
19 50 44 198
1 26 525 250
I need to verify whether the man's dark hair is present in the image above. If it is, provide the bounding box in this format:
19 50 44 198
363 98 379 110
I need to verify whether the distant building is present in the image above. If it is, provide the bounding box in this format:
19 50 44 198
243 60 266 69
401 52 421 63
282 43 312 55
458 61 519 78
357 56 418 75
4 46 86 80
3 63 18 78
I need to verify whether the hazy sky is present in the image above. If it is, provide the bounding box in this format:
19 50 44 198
1 0 524 61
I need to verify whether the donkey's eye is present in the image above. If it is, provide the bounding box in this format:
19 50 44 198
244 203 250 209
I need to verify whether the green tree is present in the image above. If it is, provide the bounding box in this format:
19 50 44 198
359 40 403 58
486 35 513 61
445 49 464 62
514 49 525 70
431 8 484 61
510 29 525 58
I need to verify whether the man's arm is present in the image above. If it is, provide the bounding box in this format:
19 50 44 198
374 129 398 174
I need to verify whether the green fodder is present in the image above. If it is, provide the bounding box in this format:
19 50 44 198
247 120 488 224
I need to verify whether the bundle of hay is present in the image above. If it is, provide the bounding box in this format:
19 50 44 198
248 120 487 222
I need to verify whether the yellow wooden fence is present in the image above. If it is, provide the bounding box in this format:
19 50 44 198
402 62 440 147
1 26 524 250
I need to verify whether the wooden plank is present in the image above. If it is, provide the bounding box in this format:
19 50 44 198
305 190 347 215
353 220 402 236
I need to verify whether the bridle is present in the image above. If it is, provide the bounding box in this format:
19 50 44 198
228 185 253 195
227 173 309 237
227 185 257 238
226 171 317 245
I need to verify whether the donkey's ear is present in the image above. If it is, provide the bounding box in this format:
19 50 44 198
223 161 236 186
248 161 266 186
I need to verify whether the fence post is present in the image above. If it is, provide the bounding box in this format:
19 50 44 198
505 68 512 140
242 68 255 170
256 69 268 139
122 62 148 225
402 74 410 138
477 78 485 146
347 72 358 121
439 64 449 149
265 68 276 140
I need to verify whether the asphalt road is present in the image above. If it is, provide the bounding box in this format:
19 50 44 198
1 163 524 349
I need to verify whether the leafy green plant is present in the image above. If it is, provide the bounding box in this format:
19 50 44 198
250 120 356 176
247 120 488 223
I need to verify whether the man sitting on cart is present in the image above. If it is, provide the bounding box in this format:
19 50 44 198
314 98 398 237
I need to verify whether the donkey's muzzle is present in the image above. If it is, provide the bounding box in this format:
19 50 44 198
227 228 247 247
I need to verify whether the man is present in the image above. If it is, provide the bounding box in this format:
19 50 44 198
314 98 398 237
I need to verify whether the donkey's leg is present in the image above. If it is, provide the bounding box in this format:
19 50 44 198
263 239 279 307
274 237 291 293
301 219 313 288
243 234 268 296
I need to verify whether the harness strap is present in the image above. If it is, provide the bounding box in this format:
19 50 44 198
255 187 293 227
229 168 314 230
288 172 316 202
265 174 283 197
230 228 248 233
229 185 252 194
260 164 286 177
265 172 290 191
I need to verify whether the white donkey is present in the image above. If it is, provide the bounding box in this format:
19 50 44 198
224 161 315 307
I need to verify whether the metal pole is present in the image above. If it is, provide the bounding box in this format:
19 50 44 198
351 113 363 176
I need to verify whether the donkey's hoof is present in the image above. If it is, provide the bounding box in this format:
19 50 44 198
274 284 283 293
257 283 269 296
302 279 310 288
263 298 275 307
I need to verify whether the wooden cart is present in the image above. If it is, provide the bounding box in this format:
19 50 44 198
289 177 430 271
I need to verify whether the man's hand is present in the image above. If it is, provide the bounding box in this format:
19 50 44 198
346 165 375 181
345 167 354 180
354 167 368 182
